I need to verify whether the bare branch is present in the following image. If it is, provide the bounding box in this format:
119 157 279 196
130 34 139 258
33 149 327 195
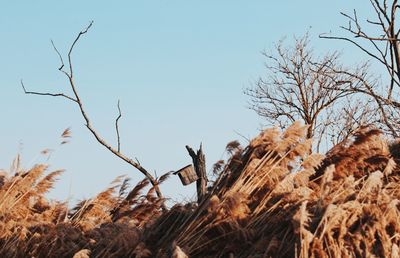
21 80 77 103
22 21 166 208
115 100 122 152
319 34 389 67
51 40 65 72
68 21 94 77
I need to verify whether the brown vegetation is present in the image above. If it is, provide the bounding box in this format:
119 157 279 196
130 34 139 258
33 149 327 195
1 122 399 257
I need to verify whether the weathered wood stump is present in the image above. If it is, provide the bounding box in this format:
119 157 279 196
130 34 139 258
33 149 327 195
186 144 207 203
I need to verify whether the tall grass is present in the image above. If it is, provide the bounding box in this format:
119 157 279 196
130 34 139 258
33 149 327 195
0 122 399 257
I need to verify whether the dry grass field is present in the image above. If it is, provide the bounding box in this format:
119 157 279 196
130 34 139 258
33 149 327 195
1 122 399 257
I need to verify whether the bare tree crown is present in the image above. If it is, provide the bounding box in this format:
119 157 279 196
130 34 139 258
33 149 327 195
246 35 376 152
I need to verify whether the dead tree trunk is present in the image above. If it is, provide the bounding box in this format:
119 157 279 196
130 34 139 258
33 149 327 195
186 144 207 203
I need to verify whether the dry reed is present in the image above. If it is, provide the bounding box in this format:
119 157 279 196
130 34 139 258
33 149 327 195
0 122 399 257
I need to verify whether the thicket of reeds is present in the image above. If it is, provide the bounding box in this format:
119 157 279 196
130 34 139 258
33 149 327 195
1 122 399 257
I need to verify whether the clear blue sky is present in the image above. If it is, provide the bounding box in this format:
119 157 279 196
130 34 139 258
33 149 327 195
0 1 372 203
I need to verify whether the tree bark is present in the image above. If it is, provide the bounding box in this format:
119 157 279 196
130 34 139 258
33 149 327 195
186 144 207 203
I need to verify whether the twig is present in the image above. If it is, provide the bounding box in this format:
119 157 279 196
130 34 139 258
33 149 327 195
21 80 77 103
115 100 122 152
68 21 94 77
51 40 65 72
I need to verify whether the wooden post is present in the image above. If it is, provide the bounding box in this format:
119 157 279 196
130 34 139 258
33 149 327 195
186 144 207 203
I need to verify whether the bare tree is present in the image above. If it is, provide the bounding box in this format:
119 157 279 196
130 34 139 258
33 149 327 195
245 35 375 152
323 98 377 147
320 0 400 136
21 21 166 208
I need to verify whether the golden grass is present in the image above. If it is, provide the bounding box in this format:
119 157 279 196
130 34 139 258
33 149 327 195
1 122 399 257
